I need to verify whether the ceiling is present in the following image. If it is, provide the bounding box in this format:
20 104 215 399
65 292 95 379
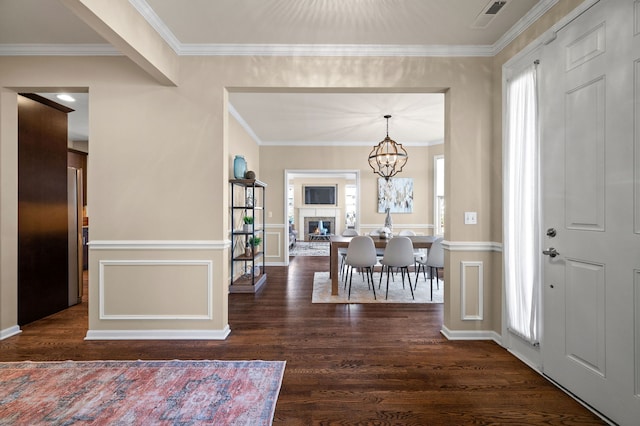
1 0 551 145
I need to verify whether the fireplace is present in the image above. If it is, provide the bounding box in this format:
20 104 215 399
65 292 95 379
304 217 335 239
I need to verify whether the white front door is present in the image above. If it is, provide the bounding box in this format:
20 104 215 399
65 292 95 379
540 1 640 424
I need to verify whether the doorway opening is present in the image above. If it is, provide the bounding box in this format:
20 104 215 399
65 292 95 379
285 170 360 264
17 91 90 326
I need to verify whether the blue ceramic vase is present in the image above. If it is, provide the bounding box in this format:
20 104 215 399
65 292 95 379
233 155 247 179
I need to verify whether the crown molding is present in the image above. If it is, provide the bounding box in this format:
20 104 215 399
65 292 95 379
129 0 181 54
0 42 491 58
491 0 559 55
0 44 120 56
259 139 444 147
0 0 560 58
180 43 495 57
228 102 262 145
132 0 558 57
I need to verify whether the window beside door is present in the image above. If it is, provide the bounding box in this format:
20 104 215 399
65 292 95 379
345 184 356 229
434 155 445 236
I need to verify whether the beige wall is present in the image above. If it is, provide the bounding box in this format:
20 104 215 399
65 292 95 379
0 88 19 336
0 0 585 339
0 53 497 337
229 113 260 181
265 144 443 241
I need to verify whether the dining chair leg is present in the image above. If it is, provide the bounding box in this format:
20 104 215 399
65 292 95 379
365 268 371 290
344 265 350 290
379 265 384 289
348 266 354 300
406 266 414 300
429 267 434 301
385 267 392 299
341 257 349 281
368 267 377 300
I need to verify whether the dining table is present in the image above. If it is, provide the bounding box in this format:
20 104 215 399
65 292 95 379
329 235 434 295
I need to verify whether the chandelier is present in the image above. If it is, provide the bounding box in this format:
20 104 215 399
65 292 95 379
368 115 408 180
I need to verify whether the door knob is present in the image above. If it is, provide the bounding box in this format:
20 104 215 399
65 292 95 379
542 247 559 258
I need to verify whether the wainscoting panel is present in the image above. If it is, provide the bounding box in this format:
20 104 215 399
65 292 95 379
461 261 483 321
99 260 212 320
265 231 282 259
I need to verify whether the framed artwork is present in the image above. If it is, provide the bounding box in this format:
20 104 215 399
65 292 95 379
378 178 413 213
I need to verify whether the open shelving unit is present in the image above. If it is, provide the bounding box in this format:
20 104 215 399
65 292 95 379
229 179 267 293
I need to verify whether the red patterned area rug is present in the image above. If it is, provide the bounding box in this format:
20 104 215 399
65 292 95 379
0 359 285 425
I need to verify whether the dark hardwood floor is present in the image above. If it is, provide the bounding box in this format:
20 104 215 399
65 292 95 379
0 256 604 425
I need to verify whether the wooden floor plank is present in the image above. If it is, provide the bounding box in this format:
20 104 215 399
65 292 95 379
0 256 605 424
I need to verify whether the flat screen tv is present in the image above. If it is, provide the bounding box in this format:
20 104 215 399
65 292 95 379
304 185 337 205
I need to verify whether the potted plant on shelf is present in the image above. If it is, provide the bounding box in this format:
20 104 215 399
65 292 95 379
242 216 254 232
249 236 262 254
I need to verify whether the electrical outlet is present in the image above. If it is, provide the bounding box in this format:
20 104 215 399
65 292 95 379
464 211 477 225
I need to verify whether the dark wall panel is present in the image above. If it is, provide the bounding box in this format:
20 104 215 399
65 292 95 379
18 95 69 326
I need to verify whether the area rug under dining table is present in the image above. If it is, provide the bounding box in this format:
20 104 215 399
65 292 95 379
0 359 285 425
312 271 443 303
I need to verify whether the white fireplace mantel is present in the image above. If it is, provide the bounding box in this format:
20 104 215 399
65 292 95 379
299 207 341 236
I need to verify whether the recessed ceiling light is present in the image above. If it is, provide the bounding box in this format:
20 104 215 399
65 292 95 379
56 94 75 102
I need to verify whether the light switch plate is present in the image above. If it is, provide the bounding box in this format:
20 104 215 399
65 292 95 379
464 211 477 225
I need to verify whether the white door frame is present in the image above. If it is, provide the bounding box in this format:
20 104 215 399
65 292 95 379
283 169 360 265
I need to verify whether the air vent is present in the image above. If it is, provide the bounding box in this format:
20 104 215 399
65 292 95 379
485 1 507 15
471 0 509 29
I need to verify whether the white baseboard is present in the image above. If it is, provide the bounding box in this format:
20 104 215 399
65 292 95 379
85 325 231 340
440 325 502 344
266 261 287 266
0 325 21 340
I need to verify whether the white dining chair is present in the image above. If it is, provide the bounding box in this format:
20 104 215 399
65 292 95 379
398 229 425 268
339 229 359 279
378 236 415 300
415 237 444 300
344 236 378 300
368 229 386 260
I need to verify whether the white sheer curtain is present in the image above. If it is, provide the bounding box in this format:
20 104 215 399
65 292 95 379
504 63 540 344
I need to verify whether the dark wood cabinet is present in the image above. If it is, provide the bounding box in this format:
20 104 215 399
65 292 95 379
18 94 73 325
